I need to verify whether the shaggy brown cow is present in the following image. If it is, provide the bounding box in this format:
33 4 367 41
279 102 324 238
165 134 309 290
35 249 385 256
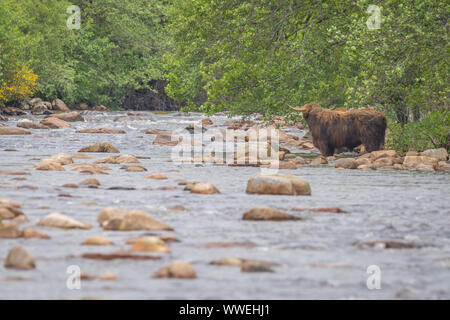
289 103 387 156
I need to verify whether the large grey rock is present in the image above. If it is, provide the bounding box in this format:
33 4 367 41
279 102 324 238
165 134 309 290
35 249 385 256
246 174 311 196
4 246 36 270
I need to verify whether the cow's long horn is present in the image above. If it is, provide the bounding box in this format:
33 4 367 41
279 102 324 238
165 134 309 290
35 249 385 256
288 105 306 112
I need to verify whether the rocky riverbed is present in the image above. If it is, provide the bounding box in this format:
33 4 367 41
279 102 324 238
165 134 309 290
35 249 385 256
0 110 449 299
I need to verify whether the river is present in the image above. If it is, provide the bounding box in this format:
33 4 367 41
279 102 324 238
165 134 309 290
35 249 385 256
0 111 449 299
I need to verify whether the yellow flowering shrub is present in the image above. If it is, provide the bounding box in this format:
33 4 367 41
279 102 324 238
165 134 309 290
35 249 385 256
0 63 38 103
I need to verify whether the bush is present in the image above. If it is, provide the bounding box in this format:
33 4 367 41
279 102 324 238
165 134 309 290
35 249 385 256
387 109 450 153
0 63 38 105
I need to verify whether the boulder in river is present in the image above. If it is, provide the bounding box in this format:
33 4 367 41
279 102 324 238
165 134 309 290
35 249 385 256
0 198 24 220
78 103 89 110
310 156 328 166
4 246 36 270
129 237 170 253
436 161 450 171
48 153 74 165
369 150 397 161
17 121 50 129
153 261 196 279
153 134 179 146
38 212 91 229
78 142 119 153
373 157 395 168
22 227 50 239
0 223 22 238
34 159 65 171
335 158 358 169
241 260 275 273
0 126 31 135
122 165 147 172
403 156 439 170
51 98 70 111
76 128 125 134
70 162 110 174
95 155 140 164
246 174 311 196
79 178 100 187
98 207 173 231
92 105 109 111
420 148 448 161
47 111 84 122
243 206 300 221
190 183 219 194
211 257 279 271
81 236 113 246
40 117 71 129
146 173 167 180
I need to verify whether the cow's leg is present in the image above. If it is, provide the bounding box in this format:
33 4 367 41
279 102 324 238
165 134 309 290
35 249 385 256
317 141 334 156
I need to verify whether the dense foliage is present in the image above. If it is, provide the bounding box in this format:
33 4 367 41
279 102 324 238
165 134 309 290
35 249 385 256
166 0 449 151
0 0 448 151
0 0 168 108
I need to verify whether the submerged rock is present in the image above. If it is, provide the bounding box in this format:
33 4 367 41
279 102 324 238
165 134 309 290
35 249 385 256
95 154 140 164
4 246 36 270
243 206 299 221
17 121 49 129
97 207 173 231
0 170 28 175
246 174 311 196
76 128 125 134
146 173 168 180
79 142 119 153
291 207 346 214
40 117 71 129
71 163 110 174
153 261 196 279
123 165 147 172
211 257 279 272
99 273 117 281
79 178 100 187
81 252 161 261
38 212 91 229
81 236 113 246
355 240 419 249
241 260 275 273
0 126 31 135
48 111 84 122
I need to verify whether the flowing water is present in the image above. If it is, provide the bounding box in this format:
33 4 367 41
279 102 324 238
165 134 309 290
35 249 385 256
0 111 449 299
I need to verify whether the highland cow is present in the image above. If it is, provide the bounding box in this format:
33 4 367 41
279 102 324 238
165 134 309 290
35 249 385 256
289 103 387 156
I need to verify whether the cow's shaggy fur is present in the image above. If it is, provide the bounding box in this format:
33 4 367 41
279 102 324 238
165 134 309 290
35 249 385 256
290 103 387 156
